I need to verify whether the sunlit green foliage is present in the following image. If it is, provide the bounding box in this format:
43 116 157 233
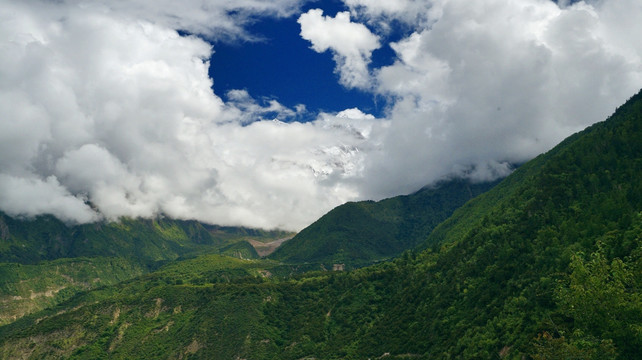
534 236 642 359
0 217 289 327
0 257 145 326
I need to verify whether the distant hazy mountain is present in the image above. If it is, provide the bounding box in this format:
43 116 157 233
0 213 289 265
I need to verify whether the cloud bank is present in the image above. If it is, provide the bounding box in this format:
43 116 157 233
0 0 372 230
351 0 642 197
1 0 641 230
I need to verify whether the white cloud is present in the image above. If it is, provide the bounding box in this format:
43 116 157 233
0 0 373 230
336 108 375 120
46 0 302 41
0 174 100 224
225 89 307 123
298 9 381 88
1 0 642 231
353 0 642 198
343 0 436 26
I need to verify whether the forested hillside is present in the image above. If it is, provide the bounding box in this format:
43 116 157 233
0 257 146 327
0 213 289 265
0 215 290 326
1 89 642 359
270 179 499 266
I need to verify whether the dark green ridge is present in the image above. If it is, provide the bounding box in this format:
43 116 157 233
270 177 500 266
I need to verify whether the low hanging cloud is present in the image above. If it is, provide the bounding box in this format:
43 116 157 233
298 9 381 89
0 0 373 230
1 0 642 231
346 0 642 198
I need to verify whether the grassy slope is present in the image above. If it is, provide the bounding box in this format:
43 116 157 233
0 216 290 327
270 178 499 266
0 215 290 265
0 257 145 327
1 90 642 359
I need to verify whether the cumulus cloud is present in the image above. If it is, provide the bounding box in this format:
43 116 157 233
343 0 437 29
298 9 381 88
352 0 642 198
0 0 373 230
1 0 642 231
0 174 100 224
225 89 307 123
42 0 302 41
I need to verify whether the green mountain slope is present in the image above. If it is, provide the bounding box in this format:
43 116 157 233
0 214 289 265
0 257 145 327
2 89 642 359
351 88 642 358
270 178 499 266
0 215 290 327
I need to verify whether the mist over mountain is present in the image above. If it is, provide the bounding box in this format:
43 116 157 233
270 177 500 266
1 88 641 358
2 0 642 358
2 0 641 230
0 212 289 265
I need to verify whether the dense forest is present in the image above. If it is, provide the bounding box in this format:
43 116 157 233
0 214 292 265
270 178 499 266
1 89 642 359
0 216 291 325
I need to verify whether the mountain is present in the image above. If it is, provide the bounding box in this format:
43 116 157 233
0 214 290 326
270 178 500 266
0 213 290 265
1 89 642 359
0 257 145 327
351 88 642 358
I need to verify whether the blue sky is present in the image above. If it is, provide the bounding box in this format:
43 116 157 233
1 0 642 230
210 0 398 119
211 0 586 121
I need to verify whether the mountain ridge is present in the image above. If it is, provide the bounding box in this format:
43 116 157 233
270 177 500 266
0 212 290 265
